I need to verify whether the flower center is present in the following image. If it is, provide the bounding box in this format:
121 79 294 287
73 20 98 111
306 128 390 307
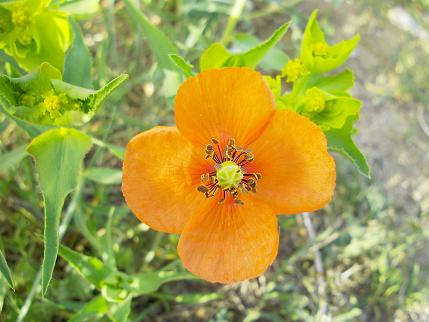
197 138 261 205
216 161 243 189
304 87 326 113
41 94 63 119
282 58 309 83
12 8 31 28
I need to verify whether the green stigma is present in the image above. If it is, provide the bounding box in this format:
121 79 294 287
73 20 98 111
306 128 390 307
216 161 243 189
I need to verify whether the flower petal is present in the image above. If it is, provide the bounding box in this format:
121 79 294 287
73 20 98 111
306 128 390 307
175 67 275 148
178 196 278 283
248 110 336 214
122 126 211 233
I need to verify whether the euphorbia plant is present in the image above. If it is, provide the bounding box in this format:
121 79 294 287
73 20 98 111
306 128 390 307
0 0 71 71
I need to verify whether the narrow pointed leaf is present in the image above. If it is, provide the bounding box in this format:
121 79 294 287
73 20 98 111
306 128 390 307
64 18 93 87
124 0 179 71
0 249 14 289
27 128 93 295
58 244 114 289
200 22 290 71
169 54 195 77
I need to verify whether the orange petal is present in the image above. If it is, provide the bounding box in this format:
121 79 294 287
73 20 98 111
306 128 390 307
122 126 211 233
175 67 275 148
178 196 279 283
248 110 336 214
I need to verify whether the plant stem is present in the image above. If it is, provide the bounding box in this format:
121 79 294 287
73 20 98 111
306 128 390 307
221 0 247 46
302 212 329 319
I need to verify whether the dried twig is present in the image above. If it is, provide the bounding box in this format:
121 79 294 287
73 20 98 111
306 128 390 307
302 212 330 320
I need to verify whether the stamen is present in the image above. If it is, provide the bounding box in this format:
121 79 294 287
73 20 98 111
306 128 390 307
197 137 261 205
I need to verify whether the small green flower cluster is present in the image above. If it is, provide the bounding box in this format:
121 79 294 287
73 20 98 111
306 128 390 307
0 0 70 71
266 10 361 132
17 90 88 122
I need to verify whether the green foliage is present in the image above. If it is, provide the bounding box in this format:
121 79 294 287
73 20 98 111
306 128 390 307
27 128 93 294
169 54 195 77
84 167 122 185
0 144 27 175
123 0 179 72
0 249 14 289
301 10 360 74
0 63 128 127
0 0 71 71
268 10 368 177
327 116 371 178
63 17 93 87
200 22 290 71
59 244 196 321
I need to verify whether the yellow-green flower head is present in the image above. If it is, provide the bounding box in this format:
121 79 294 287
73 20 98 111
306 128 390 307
304 87 326 113
12 8 31 28
281 58 309 83
40 93 66 119
0 0 71 71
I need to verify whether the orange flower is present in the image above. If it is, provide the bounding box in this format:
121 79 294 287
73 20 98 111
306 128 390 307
122 68 336 283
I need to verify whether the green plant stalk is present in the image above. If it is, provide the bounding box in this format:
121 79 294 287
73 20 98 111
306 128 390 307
16 181 85 322
221 0 247 46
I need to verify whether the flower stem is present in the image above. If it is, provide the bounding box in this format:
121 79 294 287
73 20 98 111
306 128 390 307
221 0 247 46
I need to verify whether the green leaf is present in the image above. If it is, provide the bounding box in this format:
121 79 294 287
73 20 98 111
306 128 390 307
169 54 195 77
92 137 125 160
58 244 114 289
27 128 93 295
310 96 361 131
60 0 100 17
232 33 289 70
123 271 197 297
0 145 28 175
64 17 93 88
200 22 290 71
0 249 14 290
301 10 359 73
124 0 179 71
326 117 371 178
199 43 230 71
51 73 128 112
108 296 132 322
68 296 109 322
10 62 62 93
85 167 122 185
308 69 354 96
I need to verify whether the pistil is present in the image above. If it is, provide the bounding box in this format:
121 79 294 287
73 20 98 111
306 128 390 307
198 138 262 205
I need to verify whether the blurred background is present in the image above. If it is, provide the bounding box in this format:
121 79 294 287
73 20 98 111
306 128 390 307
1 0 429 321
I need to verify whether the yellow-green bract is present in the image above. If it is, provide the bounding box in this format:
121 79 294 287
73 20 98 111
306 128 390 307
0 0 71 71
